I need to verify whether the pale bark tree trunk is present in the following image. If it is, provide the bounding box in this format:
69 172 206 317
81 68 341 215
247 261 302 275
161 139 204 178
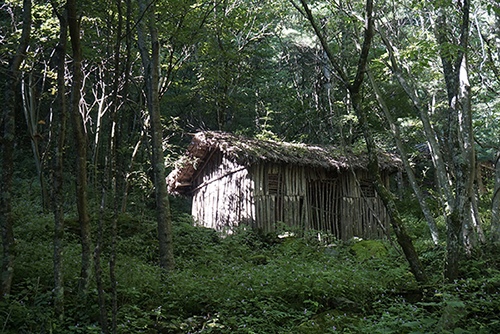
435 1 475 280
297 0 428 284
93 3 123 330
471 187 485 243
367 69 439 244
137 0 175 270
377 27 455 215
490 6 500 242
67 0 92 294
377 12 473 280
51 4 68 319
1 0 31 298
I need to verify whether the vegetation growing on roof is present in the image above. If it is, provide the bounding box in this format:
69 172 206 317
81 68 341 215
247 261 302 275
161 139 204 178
194 131 399 170
167 131 401 194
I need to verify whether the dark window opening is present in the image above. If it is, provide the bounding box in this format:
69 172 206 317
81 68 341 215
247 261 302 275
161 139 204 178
360 179 375 197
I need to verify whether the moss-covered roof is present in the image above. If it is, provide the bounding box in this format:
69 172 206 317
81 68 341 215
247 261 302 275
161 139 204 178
167 131 400 194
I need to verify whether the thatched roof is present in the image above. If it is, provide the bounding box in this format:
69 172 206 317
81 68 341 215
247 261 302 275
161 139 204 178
167 131 400 194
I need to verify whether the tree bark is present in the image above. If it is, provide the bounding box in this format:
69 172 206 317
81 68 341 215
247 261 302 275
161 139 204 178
377 20 470 280
137 0 175 270
51 4 68 319
377 26 455 212
1 0 31 298
95 162 109 333
67 0 92 294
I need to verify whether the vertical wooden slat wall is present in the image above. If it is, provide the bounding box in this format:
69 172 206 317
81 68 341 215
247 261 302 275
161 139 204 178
191 152 255 231
191 153 391 240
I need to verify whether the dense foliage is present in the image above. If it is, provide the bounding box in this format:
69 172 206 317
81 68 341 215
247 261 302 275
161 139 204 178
2 187 500 333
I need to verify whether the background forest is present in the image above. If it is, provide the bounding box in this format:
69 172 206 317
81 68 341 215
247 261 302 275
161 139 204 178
2 0 500 332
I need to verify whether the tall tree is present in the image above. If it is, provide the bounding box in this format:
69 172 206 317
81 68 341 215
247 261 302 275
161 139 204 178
109 1 124 330
1 0 31 298
67 0 92 293
296 0 428 283
376 0 475 281
434 0 475 279
367 67 439 244
137 0 175 270
51 3 68 318
489 3 500 242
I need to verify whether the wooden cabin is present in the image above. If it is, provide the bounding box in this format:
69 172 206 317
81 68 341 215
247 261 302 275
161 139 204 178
167 131 400 240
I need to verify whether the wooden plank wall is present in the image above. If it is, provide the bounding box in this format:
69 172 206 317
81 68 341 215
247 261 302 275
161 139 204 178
339 171 390 240
251 164 307 233
191 152 255 231
191 155 390 240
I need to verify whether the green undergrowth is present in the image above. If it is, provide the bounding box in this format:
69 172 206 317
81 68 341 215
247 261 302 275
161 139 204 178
3 204 500 333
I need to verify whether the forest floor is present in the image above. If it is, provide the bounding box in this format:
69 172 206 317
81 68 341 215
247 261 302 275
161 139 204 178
2 189 500 333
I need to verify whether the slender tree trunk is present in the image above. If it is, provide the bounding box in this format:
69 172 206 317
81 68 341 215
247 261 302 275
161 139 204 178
21 73 50 210
137 0 175 270
67 0 92 294
94 160 109 333
377 21 468 280
377 26 455 212
109 1 123 331
121 135 142 212
471 181 485 243
367 69 439 244
119 0 134 214
51 5 68 319
435 1 474 279
1 0 31 298
297 0 427 283
490 7 500 242
492 152 500 241
352 86 428 283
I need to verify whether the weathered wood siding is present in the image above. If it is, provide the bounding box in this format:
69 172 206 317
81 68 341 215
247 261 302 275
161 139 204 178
251 164 389 239
191 151 254 230
191 154 390 240
337 170 389 240
251 163 308 232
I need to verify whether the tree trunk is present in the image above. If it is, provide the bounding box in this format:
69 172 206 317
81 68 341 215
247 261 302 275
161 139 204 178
492 152 500 241
51 5 68 319
490 7 500 243
67 0 92 294
377 26 455 213
21 72 50 210
297 0 427 283
94 165 109 333
137 0 175 270
377 17 471 280
109 1 123 331
367 69 439 244
119 0 136 214
435 1 474 280
1 0 31 298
